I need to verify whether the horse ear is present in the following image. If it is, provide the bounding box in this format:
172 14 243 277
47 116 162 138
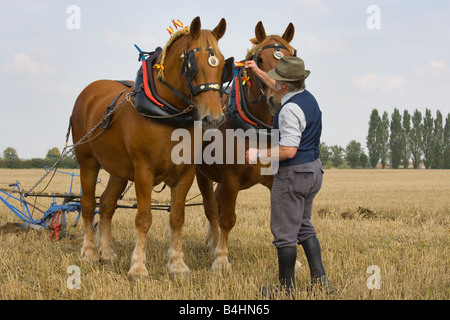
282 23 295 43
212 18 226 40
255 21 266 44
190 16 201 40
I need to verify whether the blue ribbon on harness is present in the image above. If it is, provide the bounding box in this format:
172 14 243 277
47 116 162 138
134 44 147 61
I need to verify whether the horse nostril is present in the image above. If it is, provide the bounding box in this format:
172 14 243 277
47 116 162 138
201 113 225 130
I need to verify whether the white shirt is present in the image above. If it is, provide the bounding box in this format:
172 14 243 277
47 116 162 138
278 89 306 148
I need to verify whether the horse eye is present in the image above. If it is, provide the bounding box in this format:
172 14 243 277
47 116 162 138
257 57 263 64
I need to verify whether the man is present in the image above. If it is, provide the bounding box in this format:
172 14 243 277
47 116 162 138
246 56 333 297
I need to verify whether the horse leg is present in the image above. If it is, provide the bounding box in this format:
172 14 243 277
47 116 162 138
195 169 219 253
98 174 128 262
212 180 238 271
79 160 101 261
128 168 154 278
167 167 195 274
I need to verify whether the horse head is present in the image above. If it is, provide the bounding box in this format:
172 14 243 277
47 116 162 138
155 16 227 130
247 21 296 118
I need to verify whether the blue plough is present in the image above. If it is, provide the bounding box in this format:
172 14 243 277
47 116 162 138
0 168 95 240
0 167 202 240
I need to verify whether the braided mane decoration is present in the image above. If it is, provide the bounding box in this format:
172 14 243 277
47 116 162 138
155 28 190 80
155 25 222 81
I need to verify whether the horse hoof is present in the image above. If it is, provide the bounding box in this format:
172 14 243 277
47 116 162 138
127 264 149 279
168 261 190 274
81 246 99 261
99 248 118 262
211 258 231 272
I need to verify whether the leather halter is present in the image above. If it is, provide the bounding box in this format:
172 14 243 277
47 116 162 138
158 45 223 107
245 42 297 104
229 41 297 130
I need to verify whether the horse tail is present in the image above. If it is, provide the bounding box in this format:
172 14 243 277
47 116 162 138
66 115 72 145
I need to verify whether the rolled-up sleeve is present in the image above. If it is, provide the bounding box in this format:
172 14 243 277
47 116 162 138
278 103 306 147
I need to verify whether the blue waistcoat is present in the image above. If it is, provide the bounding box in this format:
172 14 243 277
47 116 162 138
273 90 322 166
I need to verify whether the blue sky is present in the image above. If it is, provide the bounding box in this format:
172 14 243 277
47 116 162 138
1 0 449 159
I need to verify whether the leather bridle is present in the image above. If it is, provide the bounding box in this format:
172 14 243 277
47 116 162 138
243 42 297 104
159 45 234 107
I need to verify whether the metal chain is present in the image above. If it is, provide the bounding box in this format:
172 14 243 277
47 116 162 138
25 90 197 196
119 182 134 200
25 93 130 196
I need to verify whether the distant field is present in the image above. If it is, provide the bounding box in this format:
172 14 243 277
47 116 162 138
0 168 448 300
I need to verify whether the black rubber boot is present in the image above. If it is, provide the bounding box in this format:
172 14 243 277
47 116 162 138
260 246 297 299
300 236 334 293
277 246 297 295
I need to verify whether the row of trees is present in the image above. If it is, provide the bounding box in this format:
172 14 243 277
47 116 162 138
1 108 449 170
367 108 449 169
4 143 366 170
319 140 368 169
2 143 370 170
0 147 78 169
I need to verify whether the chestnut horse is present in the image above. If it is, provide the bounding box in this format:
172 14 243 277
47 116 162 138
71 17 227 278
196 21 297 270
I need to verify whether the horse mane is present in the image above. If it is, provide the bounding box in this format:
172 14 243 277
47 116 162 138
245 35 295 61
156 28 221 80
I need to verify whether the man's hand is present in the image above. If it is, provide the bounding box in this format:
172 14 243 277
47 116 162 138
244 60 277 91
246 148 259 164
245 60 259 74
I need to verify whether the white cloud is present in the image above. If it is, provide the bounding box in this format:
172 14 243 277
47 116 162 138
294 0 329 15
428 60 446 69
2 52 39 73
413 60 447 77
0 52 57 75
303 34 348 56
354 73 405 92
355 73 379 91
384 75 405 91
104 31 156 49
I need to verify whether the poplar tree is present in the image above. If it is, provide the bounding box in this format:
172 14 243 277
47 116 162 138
431 110 444 169
389 108 404 169
380 111 390 168
422 109 434 169
401 110 412 168
410 109 423 169
443 113 450 169
367 109 382 168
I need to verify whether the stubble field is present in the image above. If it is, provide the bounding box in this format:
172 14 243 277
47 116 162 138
0 168 448 300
